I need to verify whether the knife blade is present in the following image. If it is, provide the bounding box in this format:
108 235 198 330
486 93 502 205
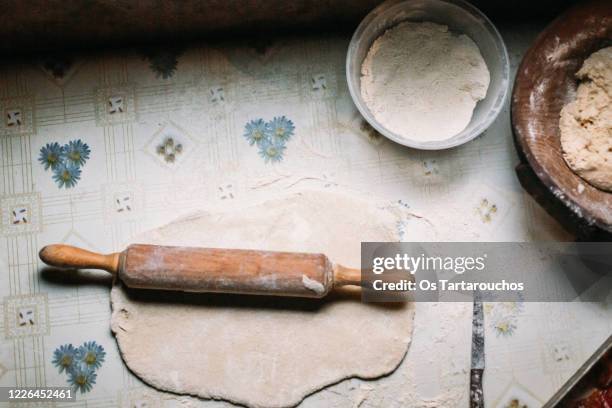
470 293 485 408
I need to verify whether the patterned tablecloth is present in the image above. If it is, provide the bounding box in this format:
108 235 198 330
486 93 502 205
0 24 610 408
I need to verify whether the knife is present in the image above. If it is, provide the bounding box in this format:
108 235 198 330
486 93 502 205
470 293 485 408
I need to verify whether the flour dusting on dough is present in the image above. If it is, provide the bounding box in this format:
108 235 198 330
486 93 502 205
302 274 325 295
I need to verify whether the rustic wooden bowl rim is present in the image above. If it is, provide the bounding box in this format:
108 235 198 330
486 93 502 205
511 0 612 233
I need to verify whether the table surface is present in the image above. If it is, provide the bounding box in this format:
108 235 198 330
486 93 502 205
0 22 610 408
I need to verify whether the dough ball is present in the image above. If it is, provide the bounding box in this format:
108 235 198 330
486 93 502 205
560 47 612 192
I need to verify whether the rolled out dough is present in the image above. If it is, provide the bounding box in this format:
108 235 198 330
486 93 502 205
110 191 415 408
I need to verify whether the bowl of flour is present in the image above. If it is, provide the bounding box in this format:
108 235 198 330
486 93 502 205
346 0 509 150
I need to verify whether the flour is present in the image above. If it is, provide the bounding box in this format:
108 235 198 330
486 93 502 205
360 22 490 142
560 46 612 192
302 274 326 295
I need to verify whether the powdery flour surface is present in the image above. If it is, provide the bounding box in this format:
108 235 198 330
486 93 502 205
110 191 415 408
360 21 490 142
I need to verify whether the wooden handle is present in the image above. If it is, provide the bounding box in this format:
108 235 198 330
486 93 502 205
39 244 121 275
333 265 361 287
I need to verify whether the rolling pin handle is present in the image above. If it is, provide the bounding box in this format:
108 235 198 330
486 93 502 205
39 244 120 276
333 264 362 288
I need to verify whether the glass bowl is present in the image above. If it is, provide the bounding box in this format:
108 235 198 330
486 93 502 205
346 0 510 150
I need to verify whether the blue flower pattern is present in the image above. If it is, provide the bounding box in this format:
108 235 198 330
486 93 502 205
486 301 525 337
258 138 286 163
64 140 91 167
77 341 106 370
52 341 105 394
243 119 269 146
268 116 295 142
38 142 64 170
39 139 90 188
68 365 97 394
243 116 294 163
52 344 78 373
53 163 81 188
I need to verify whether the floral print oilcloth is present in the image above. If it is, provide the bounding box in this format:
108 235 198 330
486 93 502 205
243 116 295 163
38 139 90 188
52 342 105 393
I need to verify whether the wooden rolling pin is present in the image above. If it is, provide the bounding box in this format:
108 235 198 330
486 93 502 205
39 244 362 298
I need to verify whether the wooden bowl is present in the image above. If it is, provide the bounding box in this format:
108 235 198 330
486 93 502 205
512 0 612 234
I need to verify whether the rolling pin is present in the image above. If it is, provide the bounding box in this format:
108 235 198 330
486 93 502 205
39 244 362 298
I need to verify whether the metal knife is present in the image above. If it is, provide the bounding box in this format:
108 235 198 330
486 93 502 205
470 293 485 408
